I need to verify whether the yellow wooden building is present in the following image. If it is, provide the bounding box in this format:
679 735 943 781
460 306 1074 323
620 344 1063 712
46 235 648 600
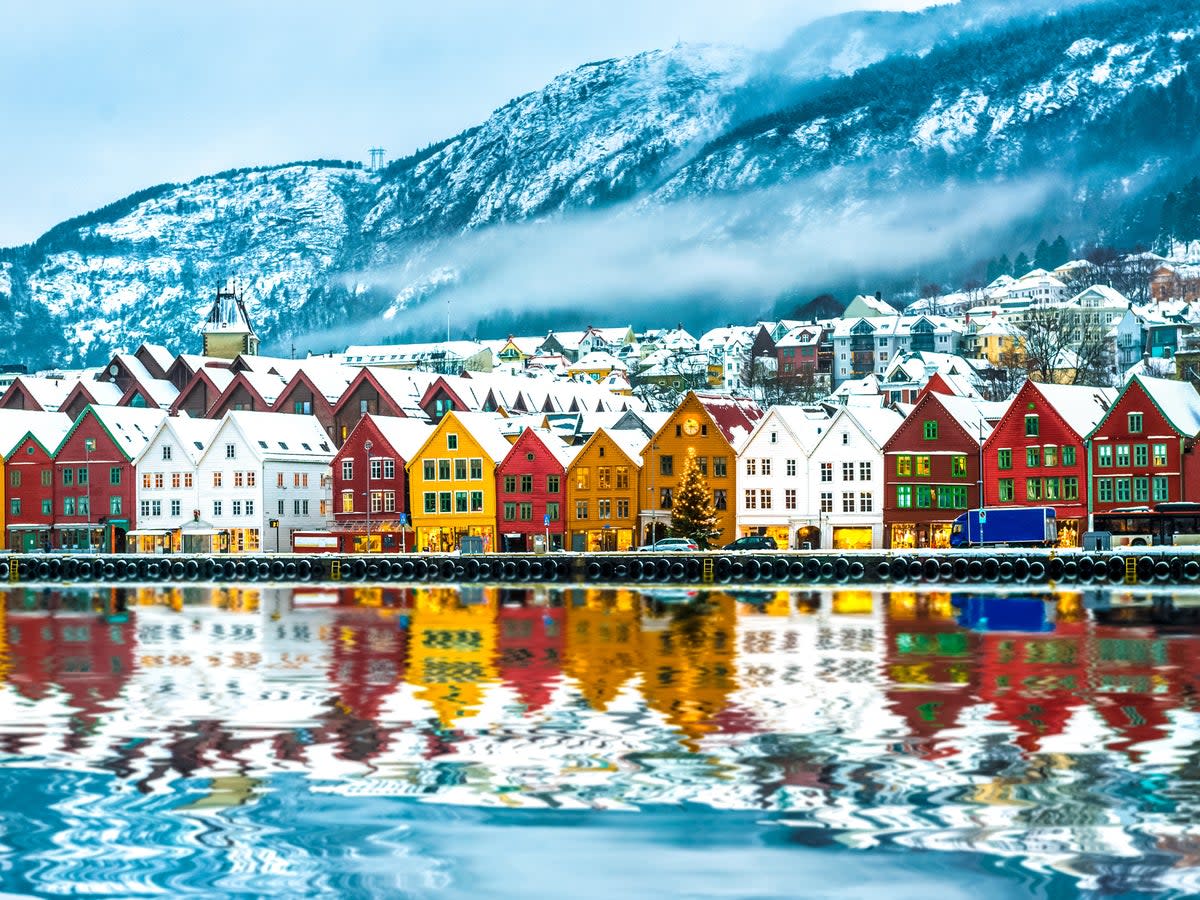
407 411 514 553
565 427 645 552
639 392 763 546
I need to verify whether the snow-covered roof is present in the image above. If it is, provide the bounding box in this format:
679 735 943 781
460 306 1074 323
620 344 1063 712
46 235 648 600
138 343 176 374
844 293 900 317
570 351 627 372
441 411 518 464
4 375 83 411
219 411 335 460
928 393 998 444
831 315 964 338
510 427 580 469
76 380 126 405
367 414 437 461
693 392 764 449
134 416 221 467
832 374 881 397
340 341 490 366
751 405 835 453
87 405 171 459
1029 383 1117 439
775 325 823 348
822 405 904 451
0 410 72 457
594 427 648 467
1132 375 1200 436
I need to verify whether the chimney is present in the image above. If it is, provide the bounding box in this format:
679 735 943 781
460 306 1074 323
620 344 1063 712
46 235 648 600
875 291 882 301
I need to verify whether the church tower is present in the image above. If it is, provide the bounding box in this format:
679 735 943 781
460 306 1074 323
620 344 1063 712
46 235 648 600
201 278 259 359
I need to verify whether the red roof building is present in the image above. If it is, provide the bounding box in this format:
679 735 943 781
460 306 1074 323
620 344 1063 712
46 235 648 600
495 428 577 552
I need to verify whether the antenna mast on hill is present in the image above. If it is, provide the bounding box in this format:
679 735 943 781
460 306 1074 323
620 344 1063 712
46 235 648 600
369 147 386 171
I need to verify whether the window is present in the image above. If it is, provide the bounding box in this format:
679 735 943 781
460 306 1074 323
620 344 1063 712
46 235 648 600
234 472 244 488
1062 446 1076 466
923 421 938 440
294 400 312 415
470 492 483 512
438 459 451 480
759 458 771 477
1153 476 1169 501
1097 478 1113 502
1133 477 1149 502
424 492 436 513
77 467 88 485
786 459 796 477
110 496 121 515
842 433 849 445
1025 415 1039 437
1115 445 1130 467
41 499 50 515
469 459 483 480
951 456 967 477
225 443 236 459
232 500 242 516
999 478 1014 501
841 492 855 513
447 434 458 450
41 470 51 487
383 459 395 479
615 468 628 490
1098 445 1112 467
1128 412 1143 433
859 492 873 512
575 467 590 490
422 460 435 480
504 502 517 521
370 492 383 513
616 498 629 518
785 489 797 510
62 468 73 486
1115 478 1131 502
503 475 517 493
78 496 89 517
746 458 757 476
576 500 588 519
370 458 382 479
1044 446 1057 468
213 500 222 517
713 457 727 478
859 462 871 481
1064 477 1079 501
547 501 561 521
896 456 911 477
162 445 172 461
8 498 18 515
916 485 931 508
342 492 355 513
821 463 833 482
516 474 531 493
382 492 395 512
1153 444 1168 467
1026 447 1040 467
360 399 369 415
842 462 855 481
1134 444 1148 467
142 472 152 489
915 456 930 477
277 472 285 488
543 474 560 494
455 459 467 480
660 488 673 509
597 468 610 490
1045 478 1060 501
760 489 773 509
660 455 673 476
820 491 833 513
439 492 452 513
171 473 181 489
897 485 912 508
596 499 610 520
140 500 150 517
170 500 181 517
213 472 223 488
455 492 468 513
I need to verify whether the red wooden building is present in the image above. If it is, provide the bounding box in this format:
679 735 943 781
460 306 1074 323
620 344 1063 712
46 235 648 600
495 428 577 552
330 414 433 552
1085 374 1200 517
981 381 1115 547
53 406 166 552
882 392 1001 549
3 412 71 552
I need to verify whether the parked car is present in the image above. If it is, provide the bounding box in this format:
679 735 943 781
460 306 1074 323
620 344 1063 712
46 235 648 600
638 538 700 552
723 536 778 551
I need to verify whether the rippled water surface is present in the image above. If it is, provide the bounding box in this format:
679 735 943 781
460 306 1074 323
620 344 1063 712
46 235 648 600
3 583 1200 897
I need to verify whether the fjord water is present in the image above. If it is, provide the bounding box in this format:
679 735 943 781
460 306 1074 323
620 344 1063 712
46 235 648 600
1 585 1198 898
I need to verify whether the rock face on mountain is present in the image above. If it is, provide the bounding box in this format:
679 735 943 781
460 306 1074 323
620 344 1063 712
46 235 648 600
3 0 1199 368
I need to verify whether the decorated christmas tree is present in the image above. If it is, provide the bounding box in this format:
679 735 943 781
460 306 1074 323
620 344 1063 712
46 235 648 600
670 447 720 548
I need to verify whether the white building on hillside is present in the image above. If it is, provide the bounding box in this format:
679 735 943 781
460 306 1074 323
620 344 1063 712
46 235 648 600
196 411 335 553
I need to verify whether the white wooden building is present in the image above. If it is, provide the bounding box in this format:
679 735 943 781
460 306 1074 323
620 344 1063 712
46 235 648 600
128 416 220 553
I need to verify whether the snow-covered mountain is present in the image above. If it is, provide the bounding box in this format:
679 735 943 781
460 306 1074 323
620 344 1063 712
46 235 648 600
3 0 1199 368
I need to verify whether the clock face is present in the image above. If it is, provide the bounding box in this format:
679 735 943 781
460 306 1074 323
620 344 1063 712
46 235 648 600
109 364 119 376
683 417 700 436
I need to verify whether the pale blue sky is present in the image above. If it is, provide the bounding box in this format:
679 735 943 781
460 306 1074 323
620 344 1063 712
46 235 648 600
0 0 927 246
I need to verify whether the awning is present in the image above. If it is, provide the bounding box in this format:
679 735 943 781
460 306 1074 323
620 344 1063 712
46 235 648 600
179 528 221 536
126 529 171 537
7 524 50 531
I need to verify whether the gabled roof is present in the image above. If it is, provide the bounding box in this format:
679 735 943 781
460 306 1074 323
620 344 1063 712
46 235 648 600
136 342 176 377
277 363 360 406
1027 382 1117 439
363 414 436 462
0 410 72 458
692 392 764 448
432 411 516 464
133 416 221 467
170 367 235 414
840 405 905 448
1119 375 1200 437
1 375 83 411
927 393 1001 444
590 427 647 467
503 427 579 470
118 376 179 409
67 405 170 460
745 405 836 454
62 379 125 409
213 411 335 461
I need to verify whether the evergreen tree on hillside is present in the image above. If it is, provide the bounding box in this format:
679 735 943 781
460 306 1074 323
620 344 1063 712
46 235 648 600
1013 251 1031 275
1034 239 1052 270
1049 235 1070 268
670 448 719 548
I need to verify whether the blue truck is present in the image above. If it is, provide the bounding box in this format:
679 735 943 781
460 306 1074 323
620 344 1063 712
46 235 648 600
949 507 1057 548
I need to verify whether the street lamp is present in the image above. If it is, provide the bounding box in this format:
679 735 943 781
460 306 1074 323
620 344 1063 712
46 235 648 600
84 438 95 552
364 439 372 553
